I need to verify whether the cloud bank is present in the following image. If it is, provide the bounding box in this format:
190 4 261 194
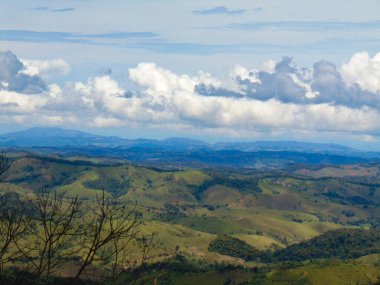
21 58 70 79
228 55 380 109
1 50 380 141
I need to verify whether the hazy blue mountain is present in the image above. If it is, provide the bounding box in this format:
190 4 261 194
0 128 209 150
0 127 370 156
0 127 108 147
214 141 356 154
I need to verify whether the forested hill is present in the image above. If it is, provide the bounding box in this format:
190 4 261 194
273 228 380 261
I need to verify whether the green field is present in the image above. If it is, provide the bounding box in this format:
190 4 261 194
2 154 380 284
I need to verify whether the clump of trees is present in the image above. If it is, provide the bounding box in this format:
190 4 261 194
208 229 380 265
208 235 269 262
0 153 153 284
273 228 380 262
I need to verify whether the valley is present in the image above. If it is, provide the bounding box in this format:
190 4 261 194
2 145 380 284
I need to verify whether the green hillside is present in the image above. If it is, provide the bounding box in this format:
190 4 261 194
2 153 380 284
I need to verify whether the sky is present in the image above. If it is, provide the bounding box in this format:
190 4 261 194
1 0 380 149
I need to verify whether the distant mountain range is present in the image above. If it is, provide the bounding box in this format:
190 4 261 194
0 127 378 168
0 127 358 153
0 128 208 149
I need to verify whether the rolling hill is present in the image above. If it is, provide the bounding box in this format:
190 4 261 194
1 152 380 284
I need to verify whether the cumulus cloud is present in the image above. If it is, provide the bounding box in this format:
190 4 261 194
124 63 380 134
0 90 47 113
2 50 380 140
231 55 380 108
0 51 46 94
341 52 380 94
21 58 70 79
232 57 316 103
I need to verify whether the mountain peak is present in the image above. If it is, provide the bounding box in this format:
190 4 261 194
3 127 98 139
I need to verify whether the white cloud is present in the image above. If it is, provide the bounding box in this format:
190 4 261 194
230 65 261 84
288 73 319 99
2 50 380 141
0 50 46 94
120 62 380 135
90 116 124 128
341 52 380 94
261 60 276 74
20 58 70 79
0 90 48 113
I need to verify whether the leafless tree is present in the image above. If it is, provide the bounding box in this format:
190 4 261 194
14 191 81 283
0 153 28 270
139 233 155 268
0 193 31 271
74 191 143 282
0 152 11 181
0 156 149 284
122 233 159 285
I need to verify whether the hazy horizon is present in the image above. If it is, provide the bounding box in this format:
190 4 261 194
1 126 379 151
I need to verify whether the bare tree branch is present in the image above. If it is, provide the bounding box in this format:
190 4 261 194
0 153 12 181
0 192 31 270
74 190 143 282
14 191 81 283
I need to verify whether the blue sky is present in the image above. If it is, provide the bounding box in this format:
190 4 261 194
1 0 380 149
1 0 380 80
